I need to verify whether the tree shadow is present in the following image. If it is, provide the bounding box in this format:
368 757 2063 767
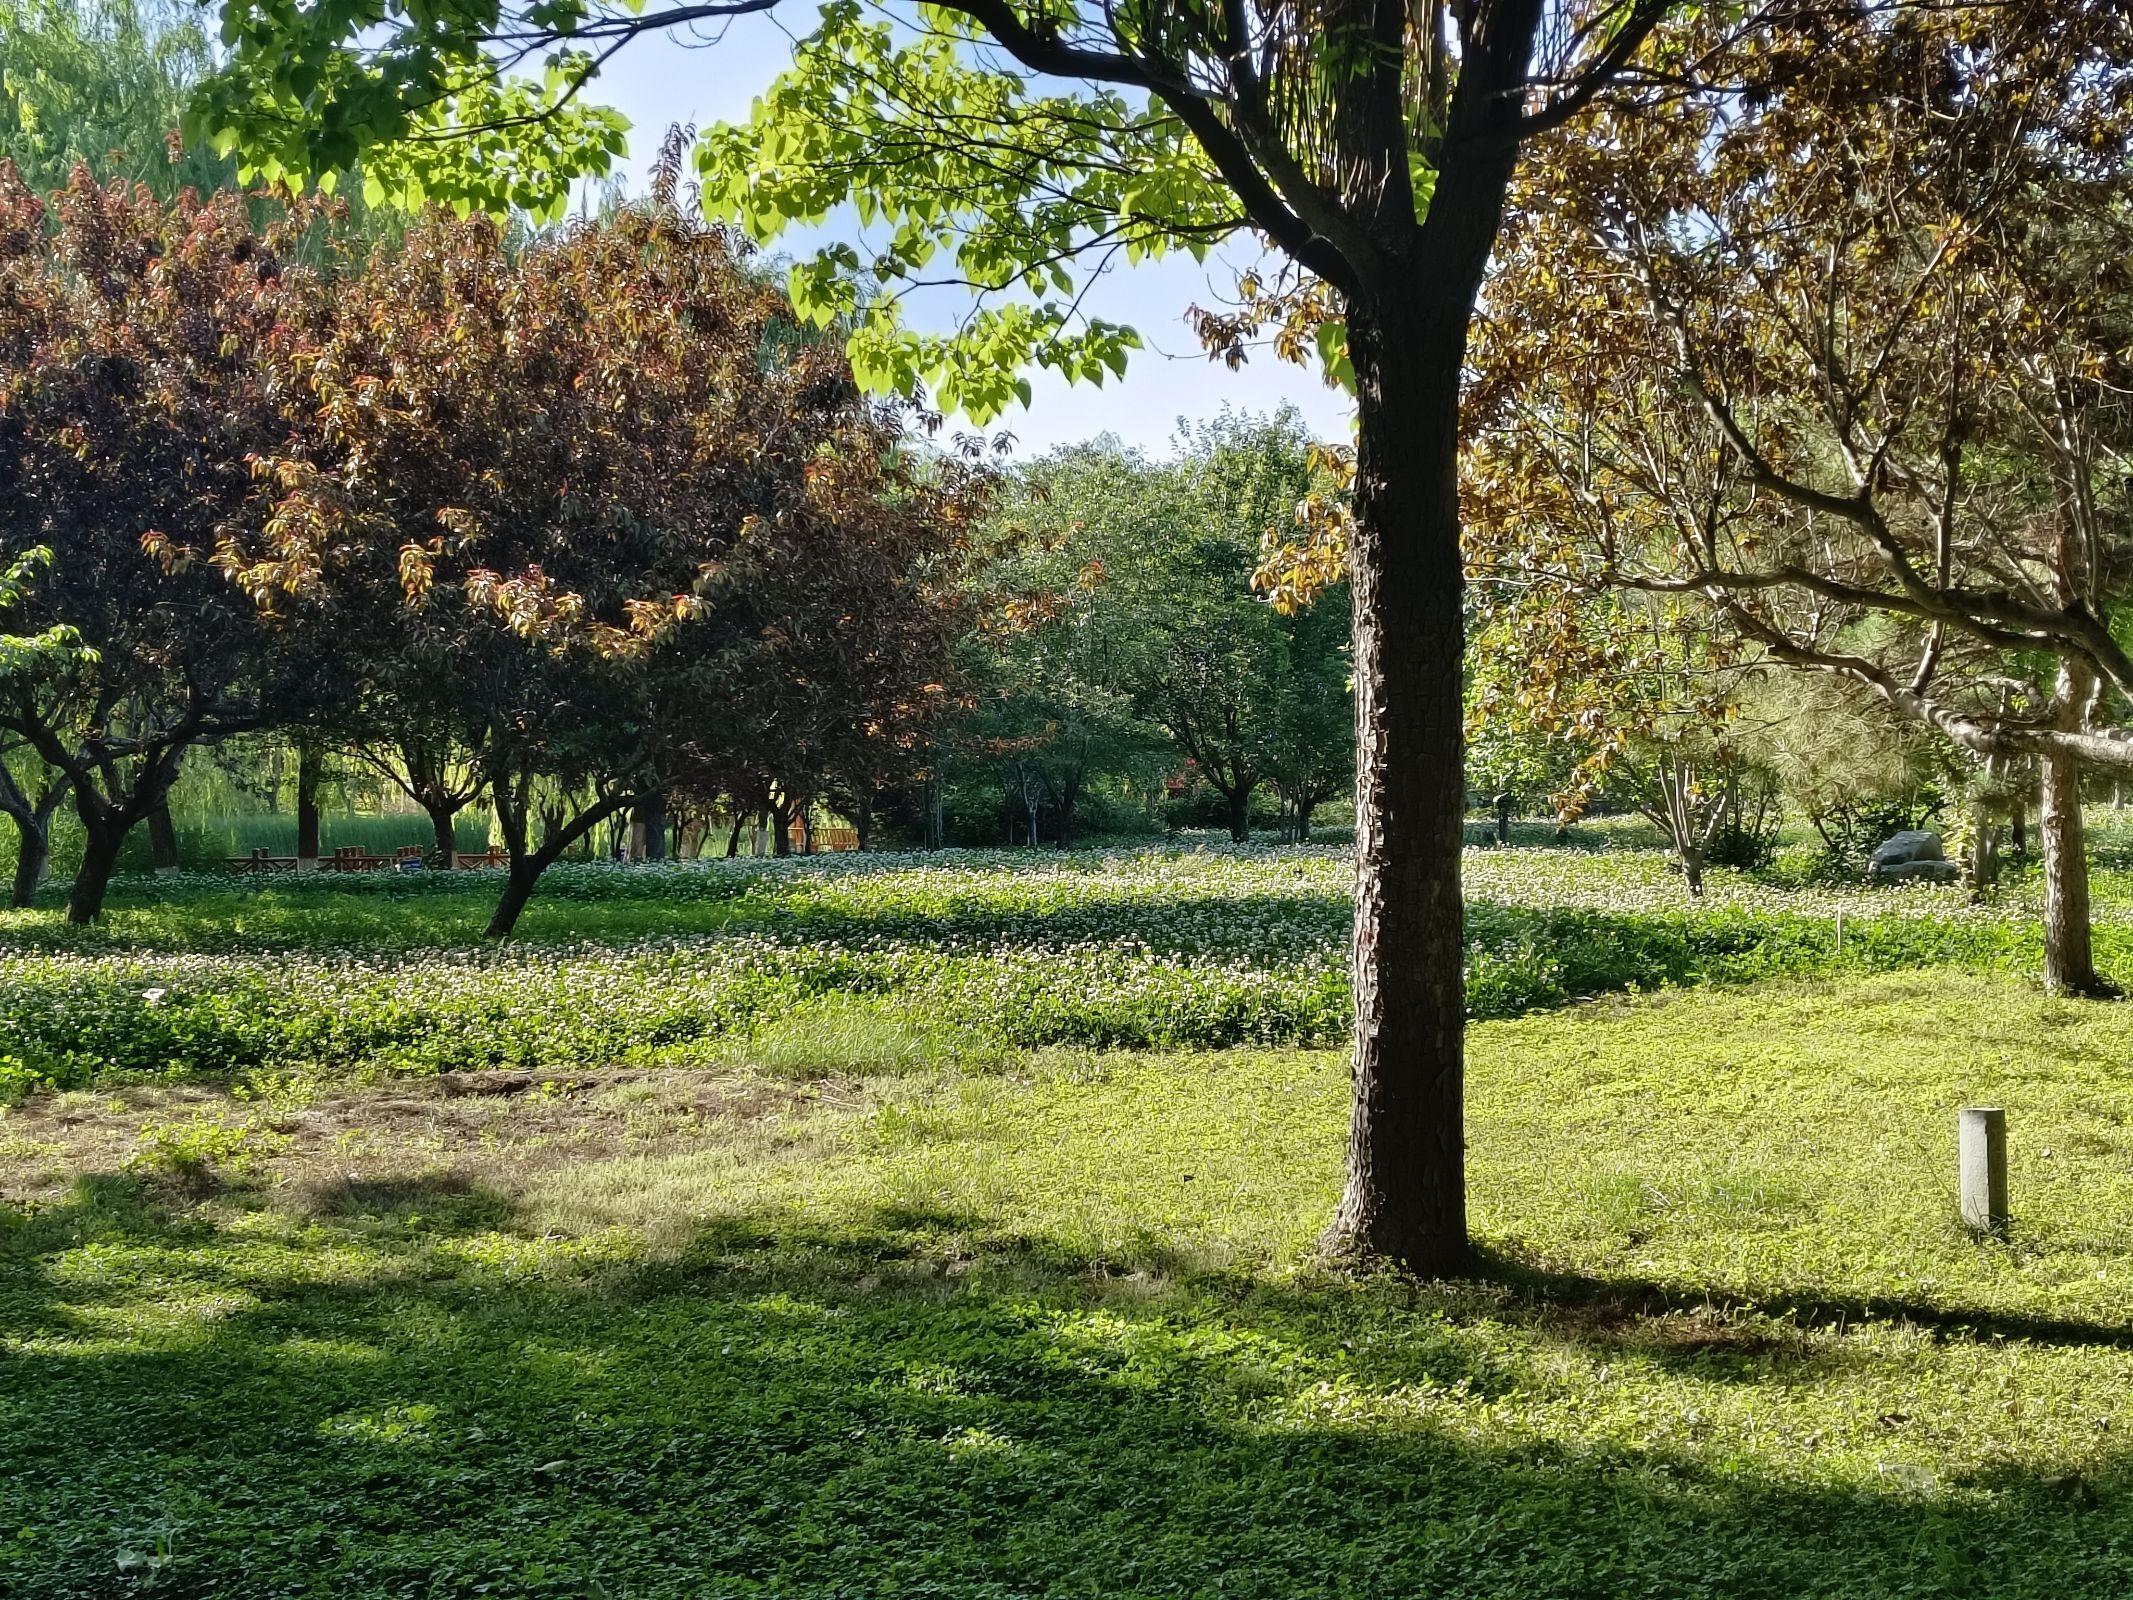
1472 1243 2133 1355
294 1171 523 1236
11 1188 2133 1596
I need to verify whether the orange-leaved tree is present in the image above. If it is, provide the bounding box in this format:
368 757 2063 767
1467 2 2133 991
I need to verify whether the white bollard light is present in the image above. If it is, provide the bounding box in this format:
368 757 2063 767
1959 1106 2008 1237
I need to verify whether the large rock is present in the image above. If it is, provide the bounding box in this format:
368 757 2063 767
1868 830 1959 884
1870 857 1963 884
1870 829 1944 866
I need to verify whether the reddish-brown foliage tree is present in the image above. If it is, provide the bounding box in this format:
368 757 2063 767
228 178 984 933
0 163 342 920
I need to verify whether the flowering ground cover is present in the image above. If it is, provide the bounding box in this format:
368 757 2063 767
5 972 2133 1596
0 841 2118 1096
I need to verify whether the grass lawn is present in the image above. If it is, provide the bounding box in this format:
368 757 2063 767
2 839 2128 1096
7 972 2133 1596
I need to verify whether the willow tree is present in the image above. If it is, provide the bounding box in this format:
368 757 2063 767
0 0 232 194
195 0 1887 1267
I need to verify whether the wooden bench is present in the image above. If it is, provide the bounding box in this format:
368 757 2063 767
230 844 433 874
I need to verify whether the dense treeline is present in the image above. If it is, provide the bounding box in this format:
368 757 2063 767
0 0 1362 928
0 157 995 931
9 0 2132 980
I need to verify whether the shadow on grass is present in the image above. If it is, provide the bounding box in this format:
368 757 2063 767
6 1180 2133 1597
294 1171 524 1235
1473 1244 2133 1356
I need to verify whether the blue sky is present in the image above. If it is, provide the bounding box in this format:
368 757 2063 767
578 13 1355 458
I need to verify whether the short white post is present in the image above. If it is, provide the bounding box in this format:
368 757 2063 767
1959 1106 2008 1236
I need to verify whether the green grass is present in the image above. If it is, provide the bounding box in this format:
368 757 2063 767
0 840 2119 1096
7 973 2133 1595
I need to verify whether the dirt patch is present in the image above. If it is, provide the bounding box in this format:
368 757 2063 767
0 1068 859 1212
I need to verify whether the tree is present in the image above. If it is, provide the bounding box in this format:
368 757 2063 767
228 181 980 933
1140 416 1341 843
985 417 1349 844
1741 671 1963 873
1454 567 1769 892
347 722 488 863
0 0 231 195
0 167 341 921
1467 4 2133 993
964 491 1167 848
1260 579 1352 840
0 547 87 904
195 0 1877 1268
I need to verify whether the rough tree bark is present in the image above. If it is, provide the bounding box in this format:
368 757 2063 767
2041 750 2110 995
1225 784 1252 843
1321 296 1477 1275
2034 663 2115 996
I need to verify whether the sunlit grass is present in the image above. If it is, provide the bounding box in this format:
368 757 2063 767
0 841 2122 1098
7 972 2133 1595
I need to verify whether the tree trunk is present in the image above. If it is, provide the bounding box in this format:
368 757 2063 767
9 814 49 907
2011 796 2028 860
485 861 543 938
634 791 667 861
426 802 459 864
296 741 322 863
1970 809 2000 895
1680 845 1705 898
1320 301 1473 1275
769 798 793 858
0 766 65 908
485 795 633 936
147 802 180 874
2041 747 2110 996
1225 784 1252 843
725 813 746 857
67 814 129 925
